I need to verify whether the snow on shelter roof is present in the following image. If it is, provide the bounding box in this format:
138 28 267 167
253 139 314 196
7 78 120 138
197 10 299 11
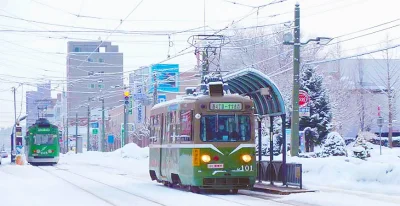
223 68 286 116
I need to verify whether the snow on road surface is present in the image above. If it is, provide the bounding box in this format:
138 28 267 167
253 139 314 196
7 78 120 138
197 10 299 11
2 143 400 206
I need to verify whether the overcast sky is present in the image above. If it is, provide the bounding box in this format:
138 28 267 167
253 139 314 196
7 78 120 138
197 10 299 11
0 0 399 127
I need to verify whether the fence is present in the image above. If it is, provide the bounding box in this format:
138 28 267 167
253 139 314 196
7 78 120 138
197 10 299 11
257 160 302 189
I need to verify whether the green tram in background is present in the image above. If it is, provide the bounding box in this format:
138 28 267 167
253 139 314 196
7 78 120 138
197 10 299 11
149 81 256 193
25 118 60 165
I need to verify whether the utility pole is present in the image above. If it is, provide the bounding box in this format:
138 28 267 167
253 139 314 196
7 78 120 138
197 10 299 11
123 90 130 147
66 117 69 152
87 102 90 151
153 72 158 106
11 87 17 163
290 3 300 156
75 113 78 154
101 98 105 152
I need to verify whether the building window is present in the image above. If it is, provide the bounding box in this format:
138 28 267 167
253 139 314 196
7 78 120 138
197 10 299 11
89 84 95 89
98 84 104 89
99 58 104 63
87 58 93 62
74 47 81 52
88 71 94 76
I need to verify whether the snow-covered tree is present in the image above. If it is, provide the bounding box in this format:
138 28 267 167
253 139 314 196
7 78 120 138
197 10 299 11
320 132 347 157
352 132 374 159
300 64 332 144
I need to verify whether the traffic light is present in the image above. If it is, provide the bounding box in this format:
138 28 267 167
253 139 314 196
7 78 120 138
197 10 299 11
124 91 130 105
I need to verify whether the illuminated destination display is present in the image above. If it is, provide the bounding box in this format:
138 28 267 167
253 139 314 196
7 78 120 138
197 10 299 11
37 128 50 132
209 103 242 110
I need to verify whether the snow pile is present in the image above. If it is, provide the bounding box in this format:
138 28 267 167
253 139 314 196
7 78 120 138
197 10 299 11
112 143 149 159
60 143 150 178
289 147 400 195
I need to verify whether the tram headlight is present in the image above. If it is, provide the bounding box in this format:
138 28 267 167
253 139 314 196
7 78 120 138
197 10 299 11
36 149 40 153
241 154 252 163
201 154 211 163
48 149 53 153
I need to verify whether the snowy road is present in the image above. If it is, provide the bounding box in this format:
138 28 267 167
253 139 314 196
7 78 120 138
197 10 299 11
51 163 296 206
1 144 399 206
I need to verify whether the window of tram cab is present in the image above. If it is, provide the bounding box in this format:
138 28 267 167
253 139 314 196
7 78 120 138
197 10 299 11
200 115 251 142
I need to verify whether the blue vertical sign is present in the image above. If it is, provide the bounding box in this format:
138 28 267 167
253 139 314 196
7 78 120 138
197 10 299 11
134 81 143 124
108 135 114 144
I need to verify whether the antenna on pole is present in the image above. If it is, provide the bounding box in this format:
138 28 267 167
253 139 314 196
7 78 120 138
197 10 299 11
204 0 206 35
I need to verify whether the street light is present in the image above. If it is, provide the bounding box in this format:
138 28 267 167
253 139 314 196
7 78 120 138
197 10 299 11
283 3 332 156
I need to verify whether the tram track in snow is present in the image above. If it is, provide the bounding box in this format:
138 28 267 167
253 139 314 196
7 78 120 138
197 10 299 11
36 165 166 206
61 163 313 206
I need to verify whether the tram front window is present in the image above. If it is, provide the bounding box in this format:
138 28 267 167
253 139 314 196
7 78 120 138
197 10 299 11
200 115 250 142
34 134 55 145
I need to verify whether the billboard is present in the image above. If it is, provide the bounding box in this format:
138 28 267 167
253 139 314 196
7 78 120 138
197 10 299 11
150 64 179 92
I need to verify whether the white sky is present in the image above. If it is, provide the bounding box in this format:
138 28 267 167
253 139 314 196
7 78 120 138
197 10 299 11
0 0 400 127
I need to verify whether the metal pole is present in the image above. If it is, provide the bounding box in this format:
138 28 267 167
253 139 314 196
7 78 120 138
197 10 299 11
11 87 17 163
257 116 262 183
123 103 128 147
66 117 69 152
281 114 287 186
101 98 105 152
290 3 300 156
379 126 382 155
75 113 78 154
87 103 90 151
153 72 158 106
269 116 274 185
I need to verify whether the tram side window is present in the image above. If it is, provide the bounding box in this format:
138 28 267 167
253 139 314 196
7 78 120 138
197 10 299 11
153 114 162 143
34 134 55 145
200 115 251 142
150 116 156 143
180 110 192 141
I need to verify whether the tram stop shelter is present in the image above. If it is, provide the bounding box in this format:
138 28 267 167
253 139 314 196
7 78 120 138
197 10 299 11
224 68 302 190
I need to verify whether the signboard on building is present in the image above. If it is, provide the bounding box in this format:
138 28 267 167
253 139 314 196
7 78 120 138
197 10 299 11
158 94 166 103
150 64 179 92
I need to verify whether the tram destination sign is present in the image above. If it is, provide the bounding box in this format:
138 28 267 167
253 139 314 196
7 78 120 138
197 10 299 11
210 102 242 110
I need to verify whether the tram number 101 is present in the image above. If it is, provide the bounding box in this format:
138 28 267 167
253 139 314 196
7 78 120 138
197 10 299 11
237 165 253 172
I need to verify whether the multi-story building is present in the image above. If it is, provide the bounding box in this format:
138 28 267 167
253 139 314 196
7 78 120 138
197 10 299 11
66 41 123 120
25 81 52 127
66 41 123 152
321 59 400 137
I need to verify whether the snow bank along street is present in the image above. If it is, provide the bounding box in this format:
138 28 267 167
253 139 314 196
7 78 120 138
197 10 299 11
1 143 400 206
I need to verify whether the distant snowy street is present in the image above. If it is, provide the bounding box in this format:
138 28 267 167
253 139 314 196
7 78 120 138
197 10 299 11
1 143 400 206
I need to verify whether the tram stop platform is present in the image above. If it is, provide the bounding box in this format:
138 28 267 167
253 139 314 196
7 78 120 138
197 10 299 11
252 183 317 195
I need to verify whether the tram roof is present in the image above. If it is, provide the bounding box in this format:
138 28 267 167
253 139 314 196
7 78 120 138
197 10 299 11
223 68 286 117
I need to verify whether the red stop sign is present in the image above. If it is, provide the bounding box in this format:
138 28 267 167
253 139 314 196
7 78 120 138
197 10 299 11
299 90 309 107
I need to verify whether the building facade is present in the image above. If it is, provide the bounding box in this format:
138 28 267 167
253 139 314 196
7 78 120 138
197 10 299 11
66 41 123 121
25 81 52 127
320 59 400 138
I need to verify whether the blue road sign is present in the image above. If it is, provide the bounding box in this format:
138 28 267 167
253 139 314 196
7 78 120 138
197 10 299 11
91 122 99 128
133 93 146 100
108 135 114 144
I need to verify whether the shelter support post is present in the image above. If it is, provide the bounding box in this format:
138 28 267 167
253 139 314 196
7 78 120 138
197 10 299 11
257 116 262 183
281 114 287 186
269 116 274 185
